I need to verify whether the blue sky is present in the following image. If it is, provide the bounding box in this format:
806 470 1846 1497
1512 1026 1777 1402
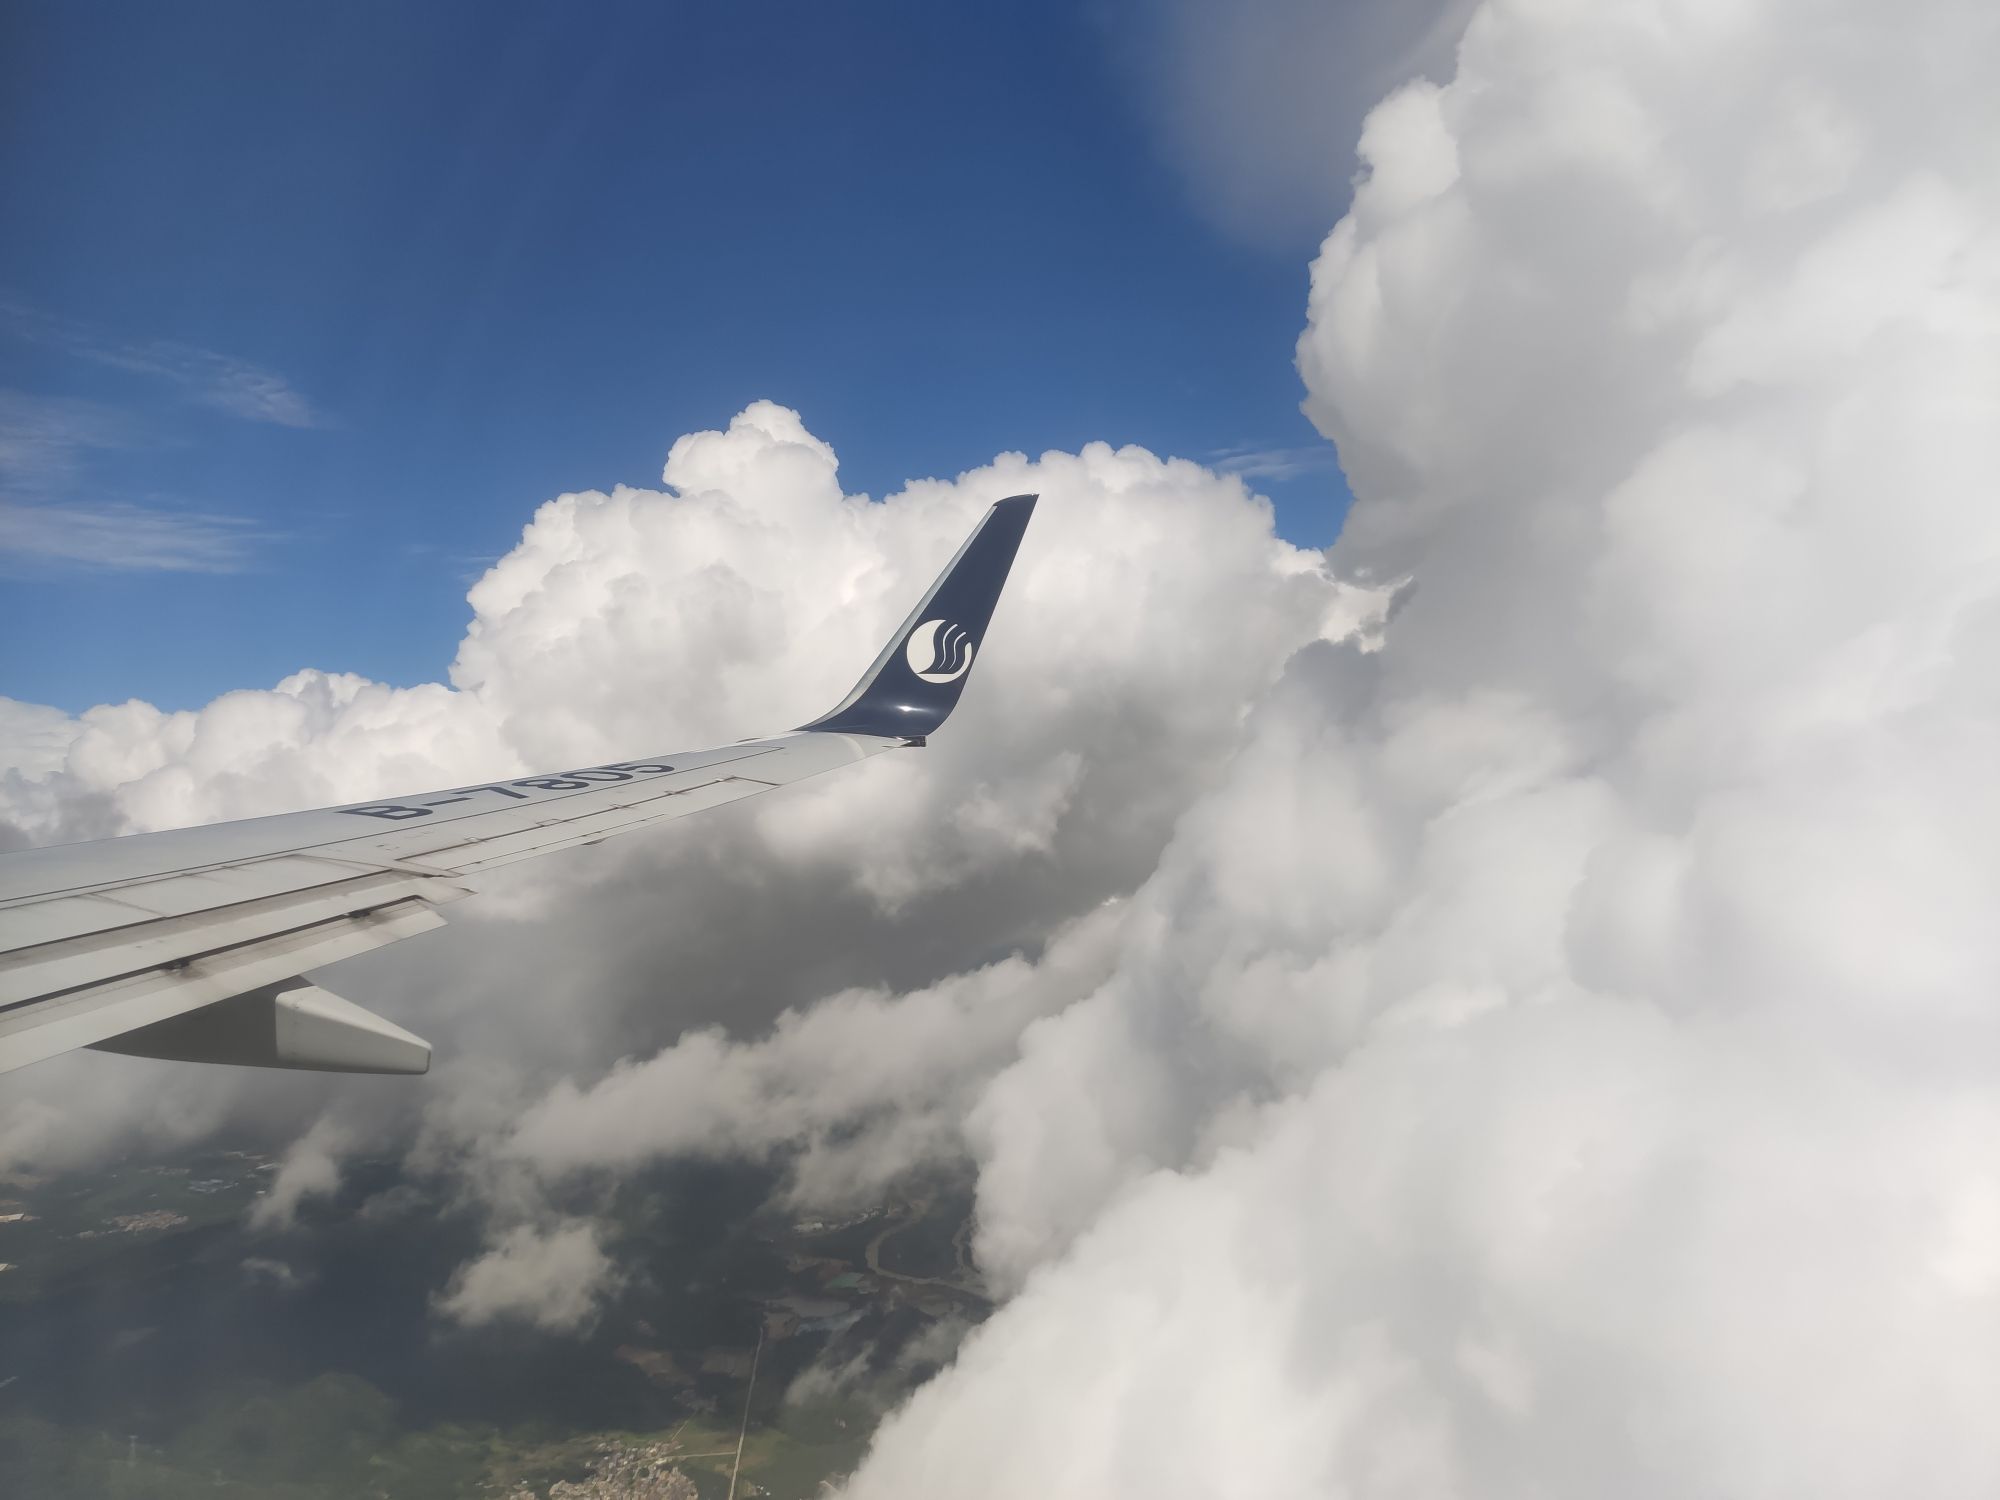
1 1 1354 713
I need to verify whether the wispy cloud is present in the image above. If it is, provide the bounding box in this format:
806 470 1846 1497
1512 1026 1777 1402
1 301 323 428
1208 441 1342 482
0 499 267 574
0 391 143 492
0 391 270 573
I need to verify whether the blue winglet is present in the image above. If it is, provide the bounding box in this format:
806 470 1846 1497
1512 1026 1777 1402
803 494 1037 741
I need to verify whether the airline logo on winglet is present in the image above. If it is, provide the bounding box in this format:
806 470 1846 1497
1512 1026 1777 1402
906 619 975 683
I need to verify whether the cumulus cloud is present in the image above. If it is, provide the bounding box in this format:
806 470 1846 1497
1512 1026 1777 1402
841 1 2000 1495
785 1311 976 1412
501 905 1126 1209
250 1116 351 1231
0 699 83 783
241 1255 312 1292
0 1048 311 1177
433 1219 620 1334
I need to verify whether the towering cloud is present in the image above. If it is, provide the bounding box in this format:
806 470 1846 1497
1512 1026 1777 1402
840 1 2000 1495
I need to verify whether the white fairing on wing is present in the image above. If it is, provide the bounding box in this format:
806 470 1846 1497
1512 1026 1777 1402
92 979 432 1074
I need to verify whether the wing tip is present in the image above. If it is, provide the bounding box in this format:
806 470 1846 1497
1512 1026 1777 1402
801 492 1039 739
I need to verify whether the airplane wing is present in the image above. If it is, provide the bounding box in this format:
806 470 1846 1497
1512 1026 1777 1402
0 494 1037 1077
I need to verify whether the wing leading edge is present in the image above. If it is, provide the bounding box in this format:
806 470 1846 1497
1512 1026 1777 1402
0 494 1037 1076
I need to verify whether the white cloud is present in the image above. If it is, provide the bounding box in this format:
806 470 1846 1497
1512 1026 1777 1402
843 0 2000 1494
433 1219 620 1335
241 1255 312 1292
250 1116 351 1231
0 698 83 780
501 905 1127 1209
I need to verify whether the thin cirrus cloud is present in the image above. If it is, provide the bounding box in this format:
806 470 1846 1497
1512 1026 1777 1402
1207 440 1346 482
0 390 271 574
1 300 323 429
0 301 314 573
0 497 266 574
0 389 139 490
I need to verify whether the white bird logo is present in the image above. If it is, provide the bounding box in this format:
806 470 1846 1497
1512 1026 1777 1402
906 619 975 683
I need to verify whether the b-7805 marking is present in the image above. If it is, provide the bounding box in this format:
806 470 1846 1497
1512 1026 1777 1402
342 762 682 820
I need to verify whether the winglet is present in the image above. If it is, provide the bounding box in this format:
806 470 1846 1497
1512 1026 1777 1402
803 494 1037 740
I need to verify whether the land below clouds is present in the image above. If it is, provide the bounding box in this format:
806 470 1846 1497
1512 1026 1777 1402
0 1141 982 1497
